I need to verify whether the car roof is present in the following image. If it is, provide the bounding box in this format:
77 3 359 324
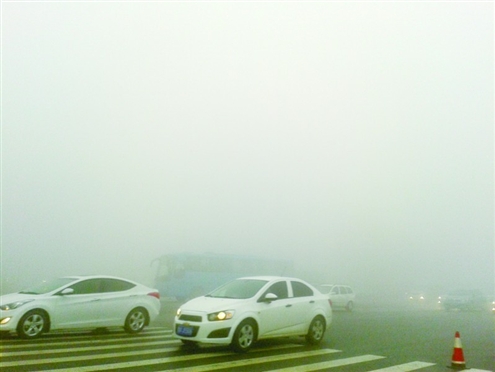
61 275 136 282
236 276 307 282
319 284 350 287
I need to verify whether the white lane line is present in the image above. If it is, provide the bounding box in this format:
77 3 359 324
0 345 181 367
168 349 343 372
266 354 386 372
0 339 178 357
41 344 310 372
368 361 436 371
0 331 173 349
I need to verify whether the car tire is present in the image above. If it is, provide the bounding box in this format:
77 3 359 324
124 307 147 334
305 315 326 345
346 301 354 312
17 310 47 339
231 319 257 353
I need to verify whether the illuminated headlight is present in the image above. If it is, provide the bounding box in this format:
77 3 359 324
0 299 34 311
0 317 12 325
176 308 181 318
207 310 234 321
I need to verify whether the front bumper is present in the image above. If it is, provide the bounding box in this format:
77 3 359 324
0 309 22 331
174 315 235 345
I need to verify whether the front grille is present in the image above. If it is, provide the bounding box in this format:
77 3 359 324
179 314 202 322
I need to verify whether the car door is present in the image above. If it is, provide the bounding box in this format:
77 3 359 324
256 280 295 338
50 279 104 328
97 278 136 325
288 280 316 333
332 286 345 308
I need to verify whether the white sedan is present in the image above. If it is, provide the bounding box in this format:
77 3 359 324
0 275 161 338
174 276 332 352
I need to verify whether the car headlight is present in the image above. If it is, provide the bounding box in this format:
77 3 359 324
0 299 34 311
176 308 181 317
207 310 235 321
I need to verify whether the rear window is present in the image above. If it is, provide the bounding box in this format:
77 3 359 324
291 281 313 297
101 279 135 292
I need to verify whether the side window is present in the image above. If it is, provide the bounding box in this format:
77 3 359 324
69 279 102 294
347 287 354 294
101 279 135 292
263 281 288 299
291 281 314 297
330 286 339 295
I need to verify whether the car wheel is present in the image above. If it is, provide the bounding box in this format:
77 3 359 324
346 301 354 312
17 310 47 339
124 307 147 334
231 319 257 353
305 315 326 345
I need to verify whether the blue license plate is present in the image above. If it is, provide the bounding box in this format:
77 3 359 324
177 325 193 336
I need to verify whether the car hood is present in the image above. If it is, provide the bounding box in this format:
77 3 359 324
181 296 249 313
0 292 39 305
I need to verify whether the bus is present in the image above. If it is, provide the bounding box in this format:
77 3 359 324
151 252 294 303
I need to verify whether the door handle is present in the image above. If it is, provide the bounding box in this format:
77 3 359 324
309 300 315 303
286 304 292 308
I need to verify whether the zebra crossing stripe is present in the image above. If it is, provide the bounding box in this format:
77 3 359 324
266 354 385 371
164 349 342 372
14 344 306 371
0 339 178 357
0 330 172 350
368 361 436 371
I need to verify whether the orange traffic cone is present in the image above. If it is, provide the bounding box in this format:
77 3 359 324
450 331 466 370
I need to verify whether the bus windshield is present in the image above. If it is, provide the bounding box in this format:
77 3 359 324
152 253 293 302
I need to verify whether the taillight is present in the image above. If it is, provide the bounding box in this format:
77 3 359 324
148 292 160 299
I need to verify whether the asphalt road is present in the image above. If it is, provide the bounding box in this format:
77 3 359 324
1 303 493 371
155 301 494 371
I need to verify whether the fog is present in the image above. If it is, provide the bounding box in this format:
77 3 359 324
2 2 493 300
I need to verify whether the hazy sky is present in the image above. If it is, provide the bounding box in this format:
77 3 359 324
2 1 493 297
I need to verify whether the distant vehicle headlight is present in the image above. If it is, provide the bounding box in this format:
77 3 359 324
0 299 34 311
208 310 234 321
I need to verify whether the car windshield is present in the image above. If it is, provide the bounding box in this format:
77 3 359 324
206 279 268 299
19 277 77 295
318 286 333 294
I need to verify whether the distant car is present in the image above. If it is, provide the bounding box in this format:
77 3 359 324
0 275 161 338
440 289 486 311
406 291 426 302
319 284 355 311
174 276 332 352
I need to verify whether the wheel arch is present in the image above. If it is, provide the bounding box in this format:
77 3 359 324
16 308 51 336
130 306 151 326
231 316 259 341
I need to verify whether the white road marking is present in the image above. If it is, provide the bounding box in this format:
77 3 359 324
0 329 172 349
266 354 386 371
167 348 343 372
11 344 305 371
0 339 178 357
368 361 436 371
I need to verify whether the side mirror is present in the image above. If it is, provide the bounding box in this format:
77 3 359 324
60 288 74 295
260 293 278 303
